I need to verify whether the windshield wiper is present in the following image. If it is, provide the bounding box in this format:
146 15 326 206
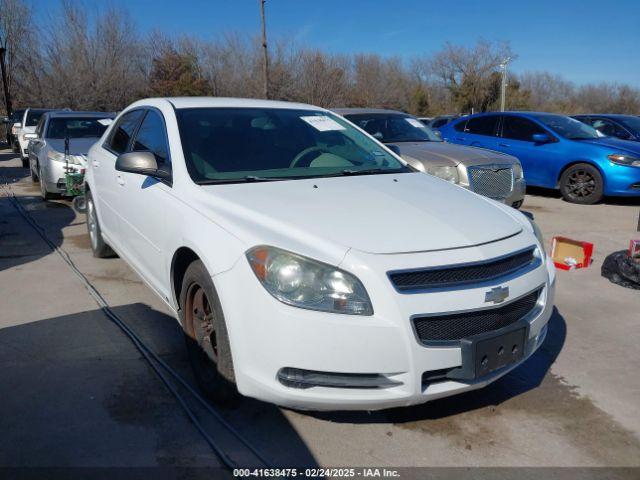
341 168 400 176
196 175 291 185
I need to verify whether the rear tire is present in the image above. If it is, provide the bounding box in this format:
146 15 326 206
85 190 115 258
559 163 603 204
180 260 239 406
30 163 38 182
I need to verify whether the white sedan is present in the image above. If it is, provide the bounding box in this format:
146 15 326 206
85 97 555 411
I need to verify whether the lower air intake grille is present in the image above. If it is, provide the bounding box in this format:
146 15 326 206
468 165 514 200
413 289 541 343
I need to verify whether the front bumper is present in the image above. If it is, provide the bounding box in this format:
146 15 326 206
40 158 84 194
602 163 640 196
213 233 555 411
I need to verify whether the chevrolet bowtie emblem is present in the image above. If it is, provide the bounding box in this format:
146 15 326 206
485 286 509 304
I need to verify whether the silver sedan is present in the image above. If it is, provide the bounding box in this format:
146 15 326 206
28 111 115 200
334 108 526 208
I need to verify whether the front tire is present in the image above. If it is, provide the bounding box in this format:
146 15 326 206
180 260 239 406
39 165 55 201
559 163 604 204
85 190 115 258
21 157 29 168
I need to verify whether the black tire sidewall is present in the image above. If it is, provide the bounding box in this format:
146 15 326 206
560 163 604 204
179 260 238 405
85 191 113 258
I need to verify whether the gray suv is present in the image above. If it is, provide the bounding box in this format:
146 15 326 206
334 108 526 208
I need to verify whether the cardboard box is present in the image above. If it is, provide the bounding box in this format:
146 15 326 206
551 236 594 270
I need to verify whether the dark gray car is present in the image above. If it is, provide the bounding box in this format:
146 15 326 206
334 108 526 208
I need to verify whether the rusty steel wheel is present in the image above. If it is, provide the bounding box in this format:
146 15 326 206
180 260 238 405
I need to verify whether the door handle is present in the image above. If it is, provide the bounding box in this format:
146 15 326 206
116 174 125 186
498 143 511 147
456 137 465 141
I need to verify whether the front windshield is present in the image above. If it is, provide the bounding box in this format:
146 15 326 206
618 116 640 133
26 110 50 127
345 113 442 143
46 117 109 139
535 114 600 140
176 108 410 183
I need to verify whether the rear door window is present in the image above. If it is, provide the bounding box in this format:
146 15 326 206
106 110 145 154
501 115 546 142
464 116 499 136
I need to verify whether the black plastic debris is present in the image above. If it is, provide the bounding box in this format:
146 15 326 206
601 250 640 290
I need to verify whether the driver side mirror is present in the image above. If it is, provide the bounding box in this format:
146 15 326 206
115 151 171 182
532 133 552 144
1 116 9 124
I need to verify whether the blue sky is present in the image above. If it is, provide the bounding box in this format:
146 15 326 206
34 0 640 86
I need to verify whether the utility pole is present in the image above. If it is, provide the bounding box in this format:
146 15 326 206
259 0 269 99
499 57 511 112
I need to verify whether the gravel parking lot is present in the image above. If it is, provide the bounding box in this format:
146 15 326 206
1 148 639 469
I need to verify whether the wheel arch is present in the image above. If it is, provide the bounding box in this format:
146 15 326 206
170 246 201 312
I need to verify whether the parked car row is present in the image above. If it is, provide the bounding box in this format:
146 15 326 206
4 96 636 411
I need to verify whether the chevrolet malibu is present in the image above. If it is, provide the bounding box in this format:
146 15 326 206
85 97 555 410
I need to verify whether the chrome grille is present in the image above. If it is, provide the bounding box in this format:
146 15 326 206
467 165 514 200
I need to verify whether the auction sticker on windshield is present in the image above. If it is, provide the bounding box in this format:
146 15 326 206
301 115 346 132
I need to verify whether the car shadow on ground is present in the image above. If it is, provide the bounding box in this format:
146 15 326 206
0 303 318 468
0 193 76 272
526 186 640 206
305 307 566 425
0 151 29 185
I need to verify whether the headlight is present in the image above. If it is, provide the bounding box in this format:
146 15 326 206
513 162 524 179
528 218 546 257
247 246 373 315
47 150 66 163
23 133 37 140
608 153 640 167
425 165 459 183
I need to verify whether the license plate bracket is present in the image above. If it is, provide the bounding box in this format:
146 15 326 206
446 319 529 381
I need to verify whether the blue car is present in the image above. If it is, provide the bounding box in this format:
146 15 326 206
439 112 640 204
572 114 640 142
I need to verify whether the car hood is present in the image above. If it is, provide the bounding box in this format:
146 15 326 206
198 172 522 257
579 136 640 154
389 141 515 168
47 138 100 155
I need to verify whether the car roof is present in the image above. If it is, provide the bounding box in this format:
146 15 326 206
44 111 116 118
573 113 638 119
129 97 325 112
332 108 408 116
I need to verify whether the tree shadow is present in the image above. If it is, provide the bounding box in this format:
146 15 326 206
306 307 566 425
0 303 318 468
